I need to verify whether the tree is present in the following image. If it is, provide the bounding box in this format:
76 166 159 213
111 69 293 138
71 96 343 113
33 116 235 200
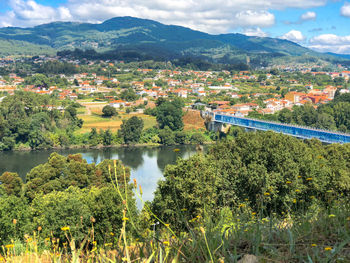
102 105 117 117
89 128 100 146
156 99 184 131
119 116 144 144
0 172 23 197
103 129 113 145
159 127 175 145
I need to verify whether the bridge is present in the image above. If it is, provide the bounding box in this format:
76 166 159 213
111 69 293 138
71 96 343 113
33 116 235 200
209 112 350 144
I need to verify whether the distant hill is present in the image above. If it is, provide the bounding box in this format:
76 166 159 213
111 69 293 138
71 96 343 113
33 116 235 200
0 16 347 66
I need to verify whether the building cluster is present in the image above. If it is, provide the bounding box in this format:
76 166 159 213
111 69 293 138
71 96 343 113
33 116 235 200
0 61 350 117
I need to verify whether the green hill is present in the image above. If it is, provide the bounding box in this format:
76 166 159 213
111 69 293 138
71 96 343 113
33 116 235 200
0 16 347 66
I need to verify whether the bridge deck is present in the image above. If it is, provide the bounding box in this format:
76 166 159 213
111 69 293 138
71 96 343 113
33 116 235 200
214 113 350 144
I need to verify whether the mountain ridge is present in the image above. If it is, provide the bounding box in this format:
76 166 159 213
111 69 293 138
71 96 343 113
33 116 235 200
0 16 347 66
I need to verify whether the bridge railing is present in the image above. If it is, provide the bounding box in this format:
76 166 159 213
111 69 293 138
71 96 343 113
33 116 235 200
212 112 350 144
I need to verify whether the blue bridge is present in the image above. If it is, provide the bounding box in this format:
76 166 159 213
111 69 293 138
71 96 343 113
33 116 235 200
211 113 350 144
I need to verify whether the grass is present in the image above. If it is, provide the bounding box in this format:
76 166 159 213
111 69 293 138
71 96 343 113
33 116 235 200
77 113 157 134
2 161 350 262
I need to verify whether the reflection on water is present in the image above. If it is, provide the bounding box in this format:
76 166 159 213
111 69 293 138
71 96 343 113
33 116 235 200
0 145 203 207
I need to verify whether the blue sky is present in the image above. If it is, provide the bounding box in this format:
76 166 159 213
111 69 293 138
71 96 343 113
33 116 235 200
0 0 350 53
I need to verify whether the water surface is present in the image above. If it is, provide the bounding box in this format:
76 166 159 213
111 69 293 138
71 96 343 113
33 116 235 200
0 145 202 207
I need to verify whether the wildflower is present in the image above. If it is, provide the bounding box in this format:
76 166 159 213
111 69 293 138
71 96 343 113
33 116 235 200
122 217 129 221
171 236 176 240
122 257 128 261
239 204 246 208
295 189 301 193
324 247 332 251
110 232 115 236
293 199 297 203
5 244 14 249
90 217 96 223
200 227 205 234
264 192 270 196
45 238 50 242
286 181 292 184
298 176 302 178
139 185 143 195
133 178 137 187
306 177 313 181
12 219 17 225
92 241 97 246
173 148 180 152
37 226 42 231
252 212 256 216
311 244 317 247
163 241 170 246
61 226 70 231
329 214 336 218
164 224 170 227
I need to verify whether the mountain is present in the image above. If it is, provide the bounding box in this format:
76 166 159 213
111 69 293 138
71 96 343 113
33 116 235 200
0 16 347 66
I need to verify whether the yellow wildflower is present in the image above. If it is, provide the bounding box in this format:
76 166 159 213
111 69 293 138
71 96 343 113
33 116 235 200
306 177 313 181
264 192 270 196
324 247 332 251
122 217 129 221
311 244 317 247
329 214 336 218
61 226 70 231
293 199 297 203
164 223 170 227
5 244 14 249
252 212 256 216
110 232 115 236
286 181 292 184
295 189 301 193
163 241 170 246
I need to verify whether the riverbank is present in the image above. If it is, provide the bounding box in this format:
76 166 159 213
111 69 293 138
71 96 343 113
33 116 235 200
9 141 214 152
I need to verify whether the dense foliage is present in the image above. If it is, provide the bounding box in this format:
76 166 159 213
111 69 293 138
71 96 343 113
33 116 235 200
155 98 184 131
0 153 136 245
0 91 83 150
152 130 350 229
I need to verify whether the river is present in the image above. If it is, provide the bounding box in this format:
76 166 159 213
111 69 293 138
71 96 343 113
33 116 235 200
0 145 203 207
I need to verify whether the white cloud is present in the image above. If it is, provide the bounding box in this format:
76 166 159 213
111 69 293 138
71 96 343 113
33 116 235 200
340 2 350 17
309 34 350 54
300 11 316 21
0 0 328 33
242 27 268 37
281 30 306 43
234 11 275 27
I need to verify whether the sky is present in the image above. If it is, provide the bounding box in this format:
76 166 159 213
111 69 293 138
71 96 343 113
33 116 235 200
0 0 349 54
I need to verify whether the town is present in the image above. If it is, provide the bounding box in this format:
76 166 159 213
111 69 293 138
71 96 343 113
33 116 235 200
1 56 350 126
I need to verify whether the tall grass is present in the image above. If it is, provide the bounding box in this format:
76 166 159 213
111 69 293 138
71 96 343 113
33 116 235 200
2 161 350 262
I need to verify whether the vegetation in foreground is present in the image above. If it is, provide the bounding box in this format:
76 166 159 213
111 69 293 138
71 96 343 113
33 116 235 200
0 131 350 262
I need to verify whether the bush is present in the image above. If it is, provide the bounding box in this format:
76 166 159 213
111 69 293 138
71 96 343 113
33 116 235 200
102 105 117 117
190 133 205 144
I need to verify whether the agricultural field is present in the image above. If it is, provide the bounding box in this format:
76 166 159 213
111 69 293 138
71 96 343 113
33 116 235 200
77 100 157 133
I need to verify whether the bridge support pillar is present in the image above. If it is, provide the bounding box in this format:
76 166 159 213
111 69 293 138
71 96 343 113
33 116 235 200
208 121 224 132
